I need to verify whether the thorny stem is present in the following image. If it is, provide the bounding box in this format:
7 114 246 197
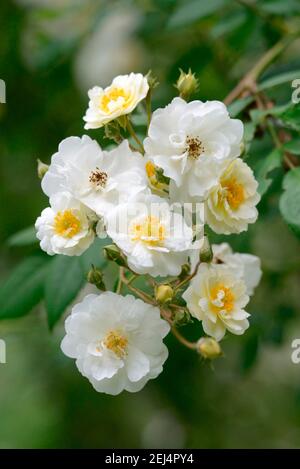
125 116 145 154
224 35 298 105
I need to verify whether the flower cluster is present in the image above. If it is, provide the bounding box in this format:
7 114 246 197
35 71 261 395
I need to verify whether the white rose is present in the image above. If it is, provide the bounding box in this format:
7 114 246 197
205 158 260 234
144 97 243 200
212 243 262 296
42 136 148 218
35 191 95 256
106 192 193 277
83 73 149 129
61 292 170 395
183 263 250 341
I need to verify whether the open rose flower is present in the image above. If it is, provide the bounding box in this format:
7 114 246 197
83 73 149 129
61 292 170 395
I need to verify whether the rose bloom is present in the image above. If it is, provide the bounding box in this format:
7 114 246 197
83 73 149 129
144 97 243 201
61 292 170 395
183 263 250 341
42 136 148 219
205 158 260 234
35 191 95 256
106 192 193 277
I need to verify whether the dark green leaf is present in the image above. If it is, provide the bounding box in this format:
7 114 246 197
279 167 300 238
259 70 300 91
254 148 283 196
0 256 48 319
283 139 300 155
7 226 38 247
243 121 256 154
228 97 253 118
45 255 85 329
260 0 300 15
280 103 300 131
80 237 108 275
167 0 228 30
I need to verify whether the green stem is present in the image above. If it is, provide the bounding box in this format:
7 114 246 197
126 116 144 154
224 34 299 105
146 90 152 129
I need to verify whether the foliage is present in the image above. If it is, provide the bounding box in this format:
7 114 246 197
1 0 300 448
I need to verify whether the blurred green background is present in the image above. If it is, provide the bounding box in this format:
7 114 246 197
1 0 300 448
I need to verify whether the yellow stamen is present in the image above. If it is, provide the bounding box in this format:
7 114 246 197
100 87 130 113
210 284 235 313
54 210 81 238
103 330 128 358
222 178 245 209
146 161 156 178
130 215 166 246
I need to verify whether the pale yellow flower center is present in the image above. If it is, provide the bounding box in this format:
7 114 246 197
222 178 245 209
103 330 128 358
89 167 108 189
145 161 156 178
54 210 81 238
210 284 235 314
130 215 166 246
186 136 205 160
100 87 131 113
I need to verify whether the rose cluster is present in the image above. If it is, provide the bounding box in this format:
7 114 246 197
35 72 261 395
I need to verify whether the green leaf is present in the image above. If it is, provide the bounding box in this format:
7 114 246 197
259 70 300 91
228 96 253 118
79 237 108 275
243 121 256 154
0 256 48 319
45 255 85 329
254 148 283 196
280 167 300 238
283 139 300 155
7 226 38 247
260 0 300 15
167 0 228 30
280 103 300 131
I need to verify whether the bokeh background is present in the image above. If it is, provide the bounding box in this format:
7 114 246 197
1 0 300 448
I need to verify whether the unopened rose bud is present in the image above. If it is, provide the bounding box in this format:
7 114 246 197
155 284 174 303
175 69 199 101
146 70 159 90
200 235 213 263
103 244 128 267
172 308 192 326
37 159 49 179
197 337 222 360
87 265 106 291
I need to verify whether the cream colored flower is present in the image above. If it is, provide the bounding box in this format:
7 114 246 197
35 191 95 256
83 73 149 129
205 158 260 234
212 243 262 296
144 97 243 200
106 192 193 277
61 292 170 395
183 263 250 341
